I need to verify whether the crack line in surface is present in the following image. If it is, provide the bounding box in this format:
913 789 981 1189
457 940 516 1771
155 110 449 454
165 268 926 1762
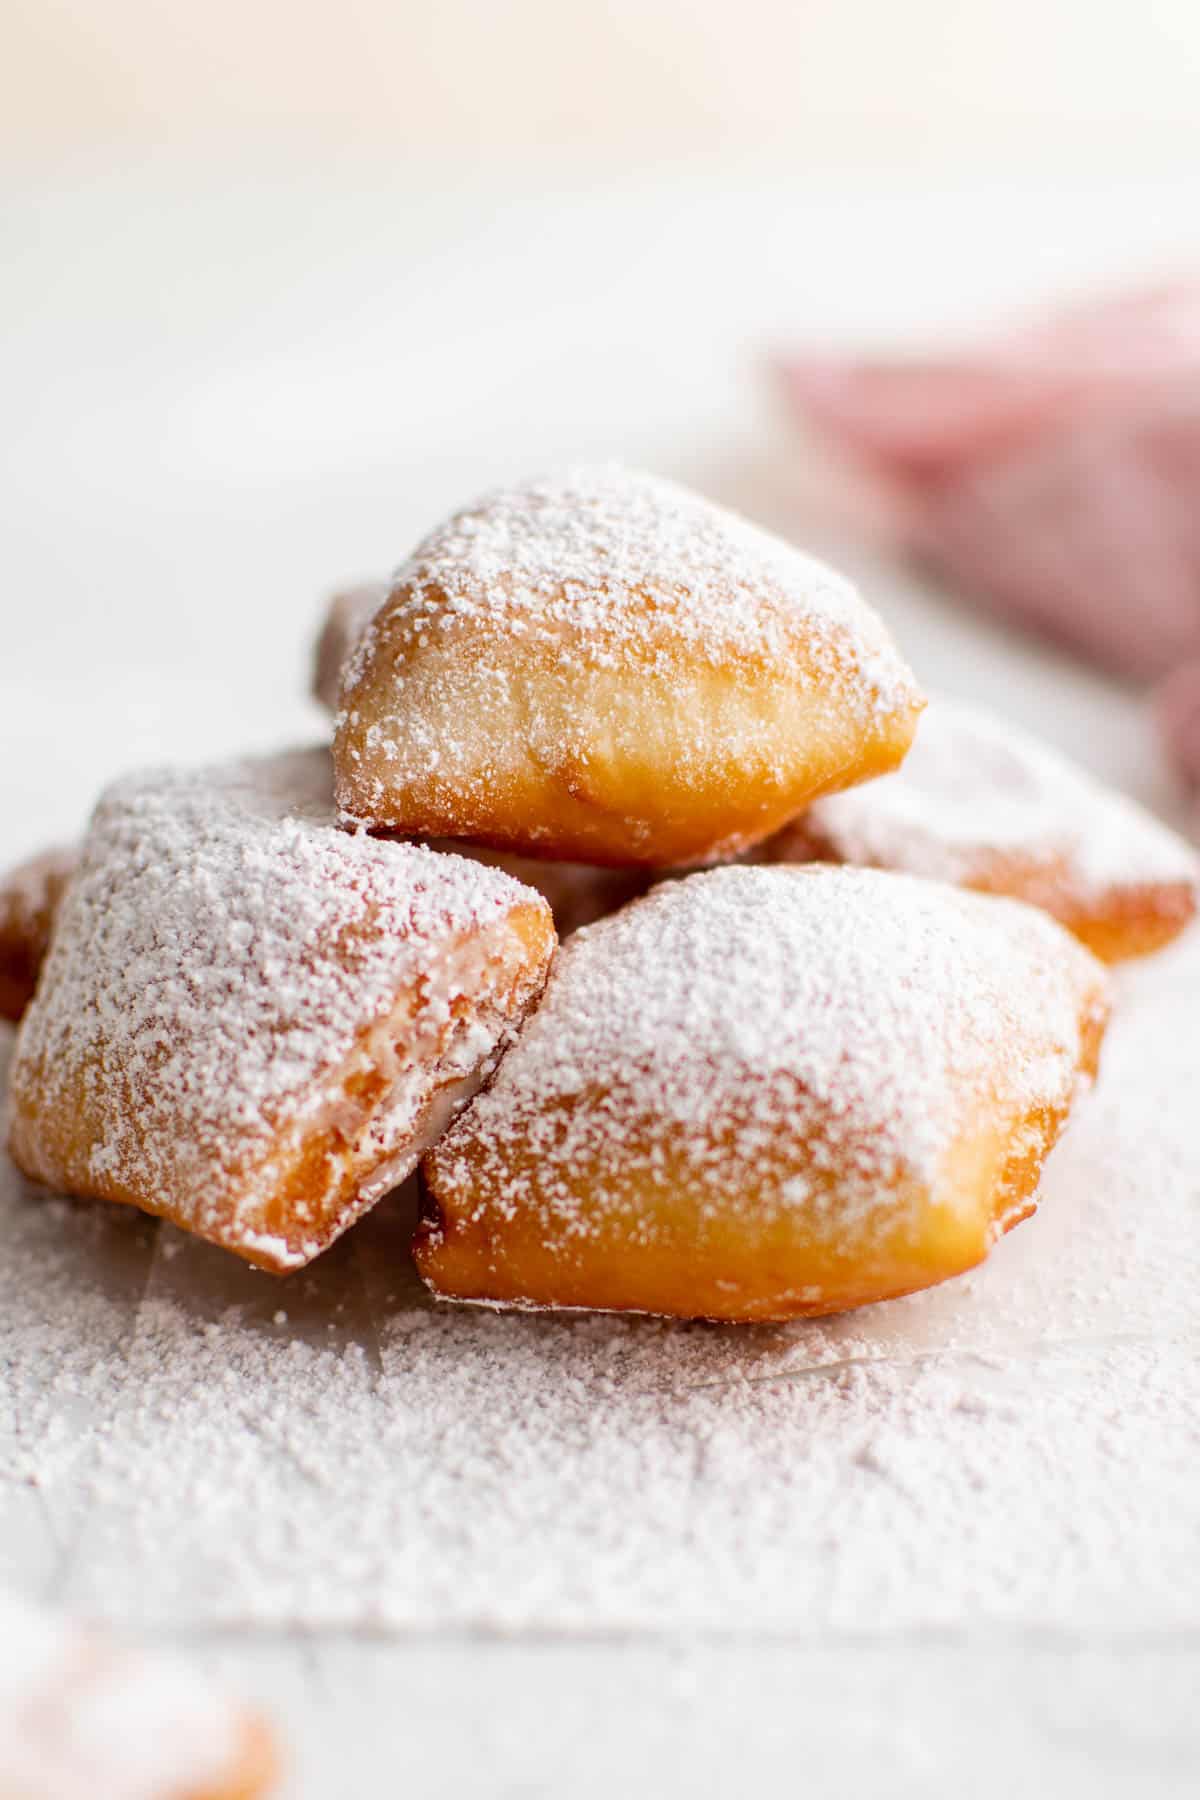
659 1330 1200 1399
130 1619 1200 1655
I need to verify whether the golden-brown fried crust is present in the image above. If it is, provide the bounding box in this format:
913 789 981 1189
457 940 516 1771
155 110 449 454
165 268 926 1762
418 866 1109 1323
313 588 657 930
1065 886 1196 960
311 581 387 712
7 751 556 1272
772 819 1198 964
763 699 1199 963
0 845 76 1023
333 467 923 867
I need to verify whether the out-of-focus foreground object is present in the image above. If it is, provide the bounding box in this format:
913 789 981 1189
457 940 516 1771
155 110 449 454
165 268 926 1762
0 1589 277 1798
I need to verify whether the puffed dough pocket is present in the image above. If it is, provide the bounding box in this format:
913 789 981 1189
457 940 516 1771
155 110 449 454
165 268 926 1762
334 466 924 867
418 865 1108 1322
7 749 555 1271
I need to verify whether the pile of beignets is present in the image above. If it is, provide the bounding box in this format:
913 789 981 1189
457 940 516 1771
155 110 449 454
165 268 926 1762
4 465 1196 1321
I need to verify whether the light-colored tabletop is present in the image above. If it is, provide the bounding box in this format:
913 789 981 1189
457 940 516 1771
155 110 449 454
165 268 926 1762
2 164 1198 1798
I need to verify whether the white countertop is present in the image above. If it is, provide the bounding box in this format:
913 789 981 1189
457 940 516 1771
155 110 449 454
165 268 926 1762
2 163 1198 1798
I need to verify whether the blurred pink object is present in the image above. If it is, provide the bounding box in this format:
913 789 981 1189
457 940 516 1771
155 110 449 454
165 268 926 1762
1157 661 1200 789
777 281 1200 783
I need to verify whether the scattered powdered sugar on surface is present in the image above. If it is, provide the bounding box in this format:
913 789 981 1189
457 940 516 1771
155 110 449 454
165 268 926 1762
431 865 1105 1240
0 912 1198 1641
793 697 1200 899
8 747 548 1264
0 1590 246 1799
340 464 917 713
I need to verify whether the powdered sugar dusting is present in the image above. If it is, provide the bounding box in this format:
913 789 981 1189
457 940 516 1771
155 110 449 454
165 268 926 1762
428 865 1106 1248
7 748 552 1268
338 463 918 728
783 697 1200 902
1 908 1197 1641
332 464 928 828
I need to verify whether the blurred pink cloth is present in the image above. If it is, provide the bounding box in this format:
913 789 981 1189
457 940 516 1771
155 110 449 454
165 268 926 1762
777 282 1200 785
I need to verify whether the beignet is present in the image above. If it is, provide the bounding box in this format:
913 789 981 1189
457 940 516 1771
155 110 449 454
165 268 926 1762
334 466 923 866
312 586 652 931
7 749 554 1272
419 865 1108 1322
0 846 76 1023
766 698 1198 961
0 1592 276 1799
311 580 386 712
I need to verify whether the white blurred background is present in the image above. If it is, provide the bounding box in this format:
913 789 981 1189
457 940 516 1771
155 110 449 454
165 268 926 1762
4 0 1200 859
8 0 1200 170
